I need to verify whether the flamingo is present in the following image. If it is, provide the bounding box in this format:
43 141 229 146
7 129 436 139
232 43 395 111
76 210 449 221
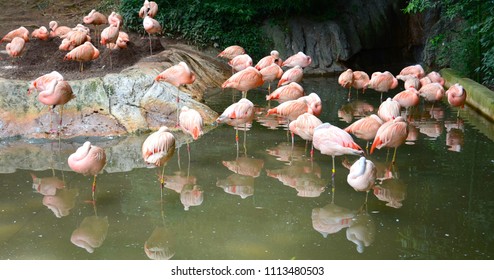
139 0 158 18
27 71 64 94
398 64 425 79
352 71 370 96
228 53 253 73
1 26 29 43
266 98 312 121
344 114 384 150
347 156 377 196
312 123 364 176
446 83 467 117
179 106 203 141
338 69 353 100
396 74 420 90
63 41 100 72
266 81 304 103
142 126 176 195
365 71 398 101
370 116 409 164
259 63 283 94
216 98 254 154
277 65 303 87
298 92 322 117
48 21 71 38
255 50 283 70
6 37 26 59
426 71 445 86
377 97 401 122
221 66 264 99
282 51 312 68
143 15 162 55
155 61 196 125
35 79 75 133
289 112 323 157
100 22 120 69
83 9 107 44
392 87 420 117
68 141 106 202
31 26 49 41
217 45 245 60
108 11 123 27
109 31 130 49
418 82 445 102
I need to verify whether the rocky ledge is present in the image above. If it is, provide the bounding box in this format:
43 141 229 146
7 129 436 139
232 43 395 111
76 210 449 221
0 44 229 140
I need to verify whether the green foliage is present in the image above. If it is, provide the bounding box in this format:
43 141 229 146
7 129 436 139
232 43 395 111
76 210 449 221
118 0 336 60
403 0 494 87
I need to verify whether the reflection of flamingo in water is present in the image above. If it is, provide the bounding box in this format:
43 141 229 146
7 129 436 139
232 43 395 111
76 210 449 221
142 126 176 197
70 198 109 253
346 203 375 253
145 188 175 260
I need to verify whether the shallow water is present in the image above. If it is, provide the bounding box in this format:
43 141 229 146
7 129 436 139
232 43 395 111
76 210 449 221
1 77 493 260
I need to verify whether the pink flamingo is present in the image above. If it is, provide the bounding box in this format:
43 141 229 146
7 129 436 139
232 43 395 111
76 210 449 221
216 98 255 153
179 106 203 141
63 41 100 72
377 97 401 122
277 65 303 87
221 66 264 99
28 71 64 94
108 11 123 27
228 53 253 73
338 69 353 100
217 45 245 60
1 26 29 43
282 51 312 68
370 116 409 163
139 0 158 18
347 156 377 197
446 83 467 117
155 61 196 125
312 122 364 176
266 81 304 103
143 15 161 55
6 37 26 59
83 9 107 44
68 141 107 201
142 126 176 194
365 71 398 101
289 112 323 157
392 87 419 116
31 26 49 41
266 98 312 121
48 21 71 38
100 22 120 69
299 92 322 117
418 82 445 102
398 64 425 79
344 114 384 150
35 79 75 133
259 63 283 94
255 50 282 70
352 71 370 95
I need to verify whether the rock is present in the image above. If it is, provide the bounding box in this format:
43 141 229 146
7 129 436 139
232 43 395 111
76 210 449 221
0 44 228 139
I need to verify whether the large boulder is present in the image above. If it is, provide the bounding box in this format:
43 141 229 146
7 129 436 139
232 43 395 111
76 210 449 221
0 44 229 139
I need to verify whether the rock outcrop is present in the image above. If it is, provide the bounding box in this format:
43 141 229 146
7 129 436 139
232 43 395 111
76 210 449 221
0 44 229 139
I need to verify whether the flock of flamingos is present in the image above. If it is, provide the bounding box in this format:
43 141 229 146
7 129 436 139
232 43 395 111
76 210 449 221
1 2 468 212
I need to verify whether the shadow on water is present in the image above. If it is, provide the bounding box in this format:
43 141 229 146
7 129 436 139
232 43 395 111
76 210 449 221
0 77 493 260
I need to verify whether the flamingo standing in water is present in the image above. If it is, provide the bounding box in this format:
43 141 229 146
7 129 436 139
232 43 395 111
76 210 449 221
338 69 353 100
347 156 377 201
398 64 425 79
63 41 100 72
282 51 312 68
377 97 401 122
344 114 384 151
277 65 303 87
392 87 420 117
142 126 176 196
155 61 196 126
266 98 312 122
143 15 161 55
289 112 323 157
217 45 245 60
255 50 282 70
216 98 254 154
446 83 467 117
68 142 107 202
365 71 398 101
312 123 364 176
221 66 264 99
179 106 203 169
266 82 304 103
259 63 283 94
370 116 409 164
228 53 253 73
352 71 370 96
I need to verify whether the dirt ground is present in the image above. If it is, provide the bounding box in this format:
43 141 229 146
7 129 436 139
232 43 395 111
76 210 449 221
0 0 167 81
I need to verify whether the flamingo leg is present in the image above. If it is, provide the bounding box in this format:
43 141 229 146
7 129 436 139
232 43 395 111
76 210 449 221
187 142 191 178
177 144 182 171
175 87 180 127
148 33 152 55
160 164 166 198
347 87 352 102
392 147 398 164
92 175 97 201
243 123 247 156
331 155 336 177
